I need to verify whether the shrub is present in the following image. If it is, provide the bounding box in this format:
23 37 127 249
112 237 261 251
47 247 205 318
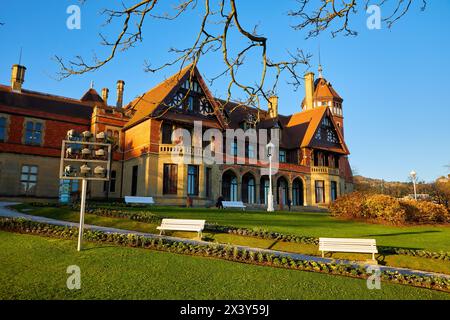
401 199 450 224
330 192 367 219
330 192 450 225
364 194 406 224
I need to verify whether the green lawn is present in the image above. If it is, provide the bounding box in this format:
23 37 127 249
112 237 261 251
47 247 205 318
11 204 450 274
16 205 159 234
147 206 450 252
16 204 450 252
0 231 448 300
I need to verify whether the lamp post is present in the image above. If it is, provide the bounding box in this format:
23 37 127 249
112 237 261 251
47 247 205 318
410 170 417 200
266 142 275 212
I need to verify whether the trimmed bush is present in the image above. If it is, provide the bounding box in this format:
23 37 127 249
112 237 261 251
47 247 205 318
85 208 162 224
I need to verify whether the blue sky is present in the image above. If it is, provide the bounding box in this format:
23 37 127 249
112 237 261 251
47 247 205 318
1 0 449 182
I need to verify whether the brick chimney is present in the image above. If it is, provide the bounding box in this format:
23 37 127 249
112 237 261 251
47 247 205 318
304 72 315 110
101 88 109 104
116 80 125 108
268 96 279 118
11 64 26 93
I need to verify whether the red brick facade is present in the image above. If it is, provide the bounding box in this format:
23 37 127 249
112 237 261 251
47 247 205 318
0 64 353 206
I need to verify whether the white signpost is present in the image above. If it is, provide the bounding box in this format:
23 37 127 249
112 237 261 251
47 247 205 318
59 130 112 251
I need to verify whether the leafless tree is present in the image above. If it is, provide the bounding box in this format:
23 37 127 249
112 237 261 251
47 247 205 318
55 0 425 115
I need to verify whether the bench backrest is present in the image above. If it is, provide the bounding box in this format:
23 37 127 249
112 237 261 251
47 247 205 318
124 196 154 204
319 237 377 253
222 201 245 207
160 219 205 229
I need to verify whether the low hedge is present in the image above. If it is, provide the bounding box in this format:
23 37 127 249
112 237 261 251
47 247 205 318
84 208 162 224
0 217 449 293
205 224 318 245
28 202 149 209
28 202 63 208
380 247 450 261
330 192 450 225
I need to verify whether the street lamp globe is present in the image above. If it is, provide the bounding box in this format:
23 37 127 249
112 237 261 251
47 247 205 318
266 141 275 212
410 170 416 179
266 142 274 158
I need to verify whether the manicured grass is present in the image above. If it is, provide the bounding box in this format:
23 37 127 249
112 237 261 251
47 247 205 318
16 204 450 252
145 206 450 252
15 205 159 234
213 234 450 275
11 204 450 274
0 231 448 300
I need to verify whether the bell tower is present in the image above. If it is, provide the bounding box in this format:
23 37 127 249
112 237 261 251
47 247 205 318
302 65 345 135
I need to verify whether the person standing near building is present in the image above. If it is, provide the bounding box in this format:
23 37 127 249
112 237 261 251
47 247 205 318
216 195 224 209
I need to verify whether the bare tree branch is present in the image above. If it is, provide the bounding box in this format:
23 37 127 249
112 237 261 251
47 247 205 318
55 0 423 117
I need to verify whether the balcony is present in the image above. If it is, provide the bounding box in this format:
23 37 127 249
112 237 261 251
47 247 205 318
159 144 203 157
311 166 339 176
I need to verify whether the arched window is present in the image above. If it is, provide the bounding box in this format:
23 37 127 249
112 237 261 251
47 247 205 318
230 177 238 201
292 178 304 206
248 178 255 204
242 173 256 204
277 177 288 205
260 176 269 205
222 170 238 201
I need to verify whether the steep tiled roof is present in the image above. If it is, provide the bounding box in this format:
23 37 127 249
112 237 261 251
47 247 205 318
0 84 96 120
314 77 342 101
124 65 227 129
80 88 105 104
124 65 192 128
220 99 347 152
287 106 349 154
287 107 328 147
221 100 269 127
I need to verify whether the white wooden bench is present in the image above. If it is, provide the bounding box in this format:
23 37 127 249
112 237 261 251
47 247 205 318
222 201 246 210
124 196 155 205
157 219 206 238
319 237 378 260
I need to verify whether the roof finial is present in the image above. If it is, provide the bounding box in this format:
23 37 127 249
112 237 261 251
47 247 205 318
318 44 323 79
90 80 94 89
18 47 23 65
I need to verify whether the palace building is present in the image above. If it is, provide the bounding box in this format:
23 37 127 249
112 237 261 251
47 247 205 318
0 63 353 208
